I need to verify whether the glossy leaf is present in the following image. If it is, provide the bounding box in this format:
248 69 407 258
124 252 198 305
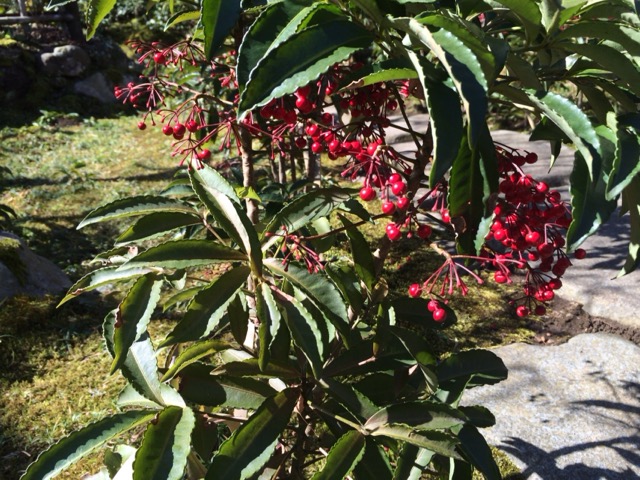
311 431 366 480
201 0 241 60
369 426 461 459
238 19 373 117
393 444 434 480
162 285 206 312
116 212 201 245
190 163 240 203
339 57 418 90
457 425 500 480
132 406 195 480
353 439 393 480
160 266 250 347
607 116 640 199
391 297 457 328
324 262 364 315
21 411 156 480
364 401 467 432
458 406 496 428
619 175 640 276
263 187 354 236
161 339 231 381
206 389 299 480
165 10 200 30
339 214 376 291
111 275 163 373
213 358 300 379
77 196 194 229
256 283 282 371
436 349 508 388
555 21 640 57
321 378 379 420
493 0 542 41
85 0 116 39
228 293 249 345
59 266 152 306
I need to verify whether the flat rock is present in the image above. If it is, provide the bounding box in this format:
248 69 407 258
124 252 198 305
40 45 90 77
463 334 640 479
74 72 115 104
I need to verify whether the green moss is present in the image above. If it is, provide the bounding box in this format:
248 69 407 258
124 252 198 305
0 236 26 284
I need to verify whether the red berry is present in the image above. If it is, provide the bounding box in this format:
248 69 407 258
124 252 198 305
537 243 554 258
536 181 549 193
295 137 307 149
574 248 587 259
162 125 174 136
381 201 396 215
516 305 530 318
427 299 439 312
417 224 432 239
535 305 547 316
359 186 376 202
525 231 541 245
433 308 447 322
391 181 407 196
494 271 508 284
173 123 186 137
388 173 402 184
153 51 167 64
386 224 401 241
197 149 211 161
137 121 147 130
396 196 409 210
441 210 451 223
408 283 421 298
311 141 323 154
186 119 198 132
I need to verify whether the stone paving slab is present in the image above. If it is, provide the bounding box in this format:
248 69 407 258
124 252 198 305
462 333 640 480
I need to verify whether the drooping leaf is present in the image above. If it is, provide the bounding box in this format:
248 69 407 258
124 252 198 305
607 115 640 199
393 444 434 480
59 266 152 306
116 212 201 245
160 266 250 347
492 0 543 41
132 406 195 480
77 196 195 229
457 406 495 428
555 21 640 57
213 358 300 379
321 378 379 420
311 431 366 480
353 439 393 480
190 163 240 203
436 349 508 395
117 385 164 410
238 19 373 117
178 363 276 409
161 339 231 381
339 57 418 90
457 425 501 480
364 401 467 432
618 175 640 276
256 282 282 371
263 187 354 236
85 0 116 39
162 285 207 312
324 262 364 315
201 0 242 60
339 215 376 291
368 426 462 459
205 389 299 480
165 10 200 30
21 411 156 480
228 293 250 345
111 275 163 373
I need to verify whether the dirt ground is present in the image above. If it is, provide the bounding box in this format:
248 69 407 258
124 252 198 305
526 295 640 346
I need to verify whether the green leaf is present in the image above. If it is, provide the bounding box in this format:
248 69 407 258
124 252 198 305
116 212 201 245
321 378 380 420
339 58 418 90
178 363 276 409
276 290 326 378
111 275 163 373
201 0 241 60
391 297 457 328
165 10 200 30
523 89 601 180
311 431 366 480
324 262 364 315
264 259 349 336
59 266 152 306
190 163 240 202
160 266 251 347
190 168 262 274
162 285 207 312
206 389 299 480
238 19 373 117
555 21 640 57
117 385 164 410
436 348 507 400
364 401 467 432
369 426 462 459
119 239 247 271
228 293 249 345
618 175 640 276
264 187 354 236
256 283 282 371
161 339 231 381
213 358 301 379
338 215 376 291
85 0 116 39
78 196 195 229
457 425 500 480
493 0 543 41
607 115 640 199
21 411 156 480
394 17 487 147
236 0 313 90
133 406 195 480
353 439 393 480
323 339 413 378
458 406 495 428
393 444 434 480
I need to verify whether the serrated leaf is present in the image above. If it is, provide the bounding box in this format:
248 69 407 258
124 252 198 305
133 406 195 480
117 385 163 410
457 425 500 480
523 89 601 180
85 0 116 39
276 290 326 378
339 57 418 90
162 285 206 312
178 363 276 409
119 239 247 271
265 259 349 337
353 439 393 480
339 215 376 291
393 444 434 480
323 339 413 378
458 406 495 428
436 349 508 387
111 275 163 373
191 164 240 202
389 326 437 391
324 262 364 315
161 339 231 381
160 266 251 347
59 266 152 306
311 431 366 480
165 10 200 30
256 283 282 371
78 196 195 229
189 168 262 274
201 0 241 60
116 212 201 245
237 0 313 90
619 175 640 276
321 378 379 420
493 0 543 41
264 187 354 236
607 116 640 199
369 426 462 459
364 401 467 432
555 21 640 56
213 358 300 379
228 293 249 345
21 411 156 480
238 19 373 117
206 389 299 480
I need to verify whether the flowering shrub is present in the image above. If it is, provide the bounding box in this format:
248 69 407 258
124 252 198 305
22 1 640 479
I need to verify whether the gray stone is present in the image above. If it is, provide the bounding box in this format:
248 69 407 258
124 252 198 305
40 45 91 77
0 232 71 300
462 334 640 479
73 72 115 104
